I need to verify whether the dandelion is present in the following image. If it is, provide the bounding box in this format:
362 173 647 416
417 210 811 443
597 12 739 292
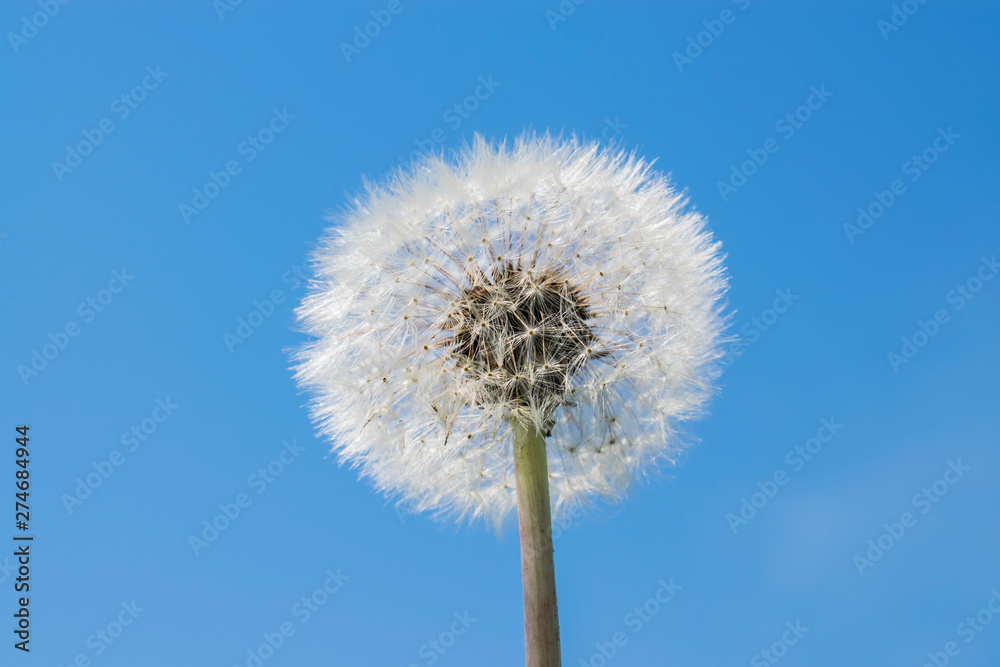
295 134 728 666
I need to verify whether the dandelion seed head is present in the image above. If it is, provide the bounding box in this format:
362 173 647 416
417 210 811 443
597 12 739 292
295 133 729 526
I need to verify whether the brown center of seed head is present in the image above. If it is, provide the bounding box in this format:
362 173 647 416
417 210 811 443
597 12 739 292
446 260 606 417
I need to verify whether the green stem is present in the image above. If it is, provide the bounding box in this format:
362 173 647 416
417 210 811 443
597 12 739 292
513 420 562 667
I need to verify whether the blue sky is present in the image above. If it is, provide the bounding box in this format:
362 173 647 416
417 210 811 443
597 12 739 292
2 1 999 665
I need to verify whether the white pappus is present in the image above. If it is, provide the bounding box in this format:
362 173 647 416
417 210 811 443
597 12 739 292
294 133 729 526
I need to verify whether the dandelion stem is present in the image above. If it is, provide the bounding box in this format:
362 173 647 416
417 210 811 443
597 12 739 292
513 419 561 666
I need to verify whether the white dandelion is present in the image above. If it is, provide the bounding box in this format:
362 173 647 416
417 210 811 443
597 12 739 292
295 133 728 666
